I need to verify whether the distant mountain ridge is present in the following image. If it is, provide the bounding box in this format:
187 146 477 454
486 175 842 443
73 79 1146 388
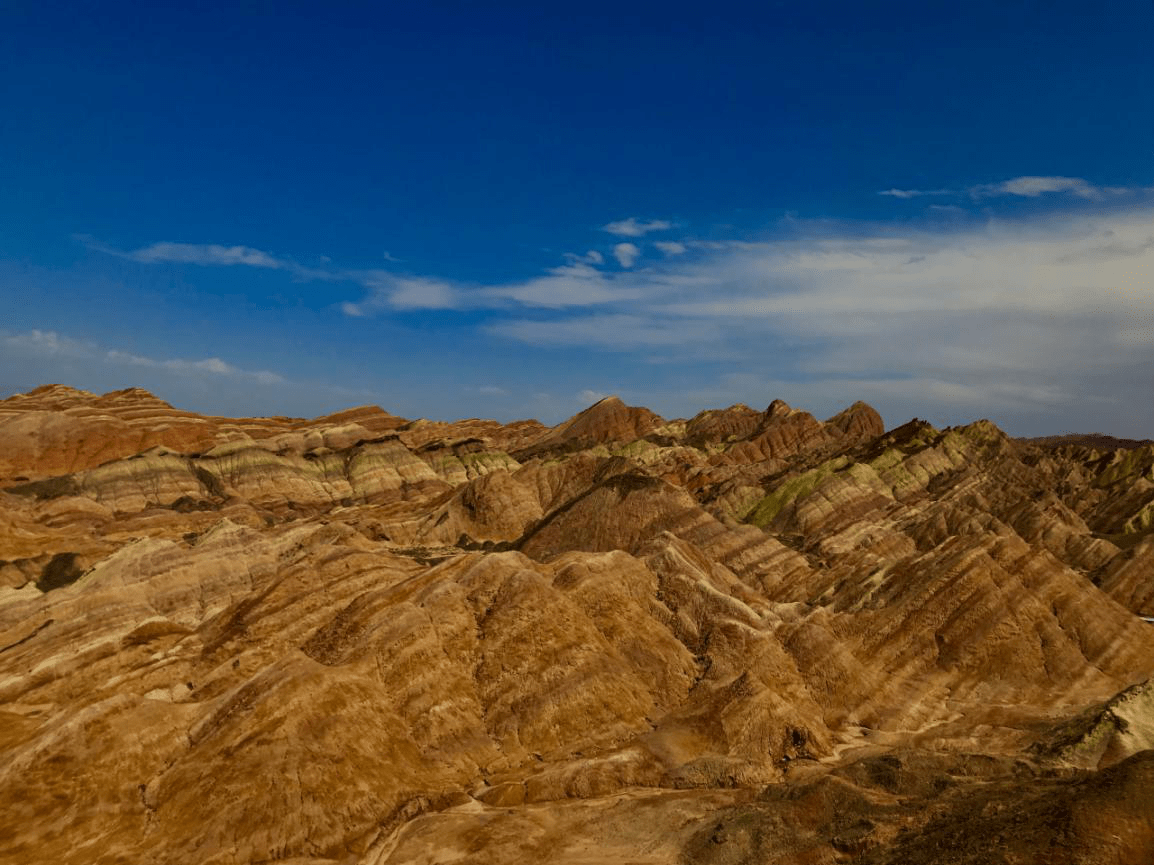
1020 432 1154 450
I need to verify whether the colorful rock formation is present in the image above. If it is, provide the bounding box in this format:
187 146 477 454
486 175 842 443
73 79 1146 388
1 385 1152 864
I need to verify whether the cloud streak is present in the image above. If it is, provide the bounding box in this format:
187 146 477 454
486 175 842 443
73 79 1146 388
970 175 1104 200
602 217 673 237
127 242 285 268
881 175 1150 203
3 329 285 385
879 188 954 199
342 274 460 315
78 236 338 282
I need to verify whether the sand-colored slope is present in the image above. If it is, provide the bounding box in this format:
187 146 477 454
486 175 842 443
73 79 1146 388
1 386 1153 864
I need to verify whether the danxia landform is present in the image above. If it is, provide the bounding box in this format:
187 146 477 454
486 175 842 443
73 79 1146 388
2 384 1153 864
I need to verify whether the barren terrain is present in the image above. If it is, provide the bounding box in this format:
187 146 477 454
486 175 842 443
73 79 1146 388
2 385 1153 864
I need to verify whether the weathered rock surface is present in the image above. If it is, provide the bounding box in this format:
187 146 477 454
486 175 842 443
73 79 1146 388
1 385 1152 864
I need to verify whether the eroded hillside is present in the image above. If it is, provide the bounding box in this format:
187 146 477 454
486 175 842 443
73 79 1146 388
2 385 1153 864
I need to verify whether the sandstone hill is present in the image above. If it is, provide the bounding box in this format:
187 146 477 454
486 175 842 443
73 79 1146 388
1 384 1153 864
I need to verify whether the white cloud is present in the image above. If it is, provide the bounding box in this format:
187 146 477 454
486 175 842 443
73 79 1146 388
577 389 607 404
386 277 458 310
970 175 1102 200
80 236 340 282
103 349 284 384
340 301 367 317
484 262 651 308
128 241 285 268
4 330 285 385
879 188 955 199
654 241 687 256
493 204 1154 434
341 274 459 314
86 234 657 316
347 259 667 314
2 329 90 358
476 385 508 396
658 216 1154 323
882 176 1149 204
613 242 641 268
603 217 673 237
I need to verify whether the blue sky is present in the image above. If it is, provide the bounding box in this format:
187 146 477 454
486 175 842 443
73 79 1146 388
2 1 1152 435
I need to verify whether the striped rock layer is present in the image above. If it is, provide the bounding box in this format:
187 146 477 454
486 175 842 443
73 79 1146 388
1 385 1153 864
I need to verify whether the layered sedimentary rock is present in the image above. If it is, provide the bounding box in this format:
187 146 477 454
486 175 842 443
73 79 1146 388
1 385 1152 864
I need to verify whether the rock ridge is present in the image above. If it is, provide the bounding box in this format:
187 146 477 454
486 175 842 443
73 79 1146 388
1 385 1152 864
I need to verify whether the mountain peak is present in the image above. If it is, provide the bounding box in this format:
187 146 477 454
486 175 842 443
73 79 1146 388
529 394 662 453
766 398 792 419
826 400 885 440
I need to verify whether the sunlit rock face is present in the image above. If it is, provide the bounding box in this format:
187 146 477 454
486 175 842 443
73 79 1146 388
2 385 1153 864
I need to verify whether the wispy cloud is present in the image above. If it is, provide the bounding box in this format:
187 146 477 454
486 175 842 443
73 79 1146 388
602 217 673 237
484 262 657 309
82 235 457 315
882 175 1149 203
78 236 337 282
3 329 87 358
879 188 955 199
342 274 459 315
970 175 1103 200
104 350 285 385
3 329 285 385
487 313 727 350
496 204 1154 433
342 260 665 313
654 241 687 256
83 233 661 315
565 250 604 265
127 241 285 268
